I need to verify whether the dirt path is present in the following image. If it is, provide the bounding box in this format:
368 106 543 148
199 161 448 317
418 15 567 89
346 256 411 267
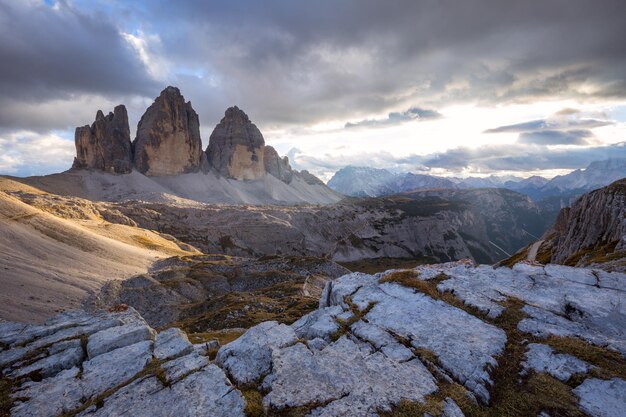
527 240 544 261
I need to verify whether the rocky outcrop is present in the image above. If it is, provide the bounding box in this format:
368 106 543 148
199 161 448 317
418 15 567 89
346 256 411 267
503 179 626 271
68 88 333 197
206 106 266 180
133 86 205 176
264 145 293 184
85 254 349 329
550 179 626 263
296 169 325 186
72 105 133 174
2 262 625 416
0 307 244 417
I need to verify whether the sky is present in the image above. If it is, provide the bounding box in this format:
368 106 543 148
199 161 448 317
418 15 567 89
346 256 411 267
1 0 626 180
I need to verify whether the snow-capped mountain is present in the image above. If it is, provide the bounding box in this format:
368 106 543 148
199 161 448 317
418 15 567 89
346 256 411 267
504 176 550 200
327 158 626 200
328 167 458 196
542 158 626 193
386 173 457 192
327 166 398 197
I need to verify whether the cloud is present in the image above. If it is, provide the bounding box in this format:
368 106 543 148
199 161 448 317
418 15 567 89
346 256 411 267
0 130 74 176
290 141 626 179
1 0 626 177
77 0 626 127
482 108 612 147
421 142 626 172
0 1 155 100
555 108 580 116
485 118 612 133
517 130 593 145
2 0 626 132
345 107 441 128
0 0 157 132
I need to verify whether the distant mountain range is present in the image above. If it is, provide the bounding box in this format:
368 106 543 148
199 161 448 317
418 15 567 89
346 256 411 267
327 158 626 202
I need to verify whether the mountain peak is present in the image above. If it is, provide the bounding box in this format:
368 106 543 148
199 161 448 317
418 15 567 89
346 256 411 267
586 157 626 171
161 85 182 97
223 105 251 124
133 87 204 176
72 104 132 174
207 106 265 180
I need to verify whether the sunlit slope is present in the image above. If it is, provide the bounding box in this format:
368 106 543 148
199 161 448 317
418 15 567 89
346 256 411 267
0 178 200 323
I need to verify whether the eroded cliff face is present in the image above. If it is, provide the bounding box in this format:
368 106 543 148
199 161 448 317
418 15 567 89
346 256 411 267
264 145 294 184
550 180 626 263
68 87 332 196
73 105 133 174
501 179 626 272
133 86 205 176
206 106 266 180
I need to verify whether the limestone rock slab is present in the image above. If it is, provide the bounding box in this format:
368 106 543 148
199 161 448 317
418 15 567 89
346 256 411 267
215 321 297 385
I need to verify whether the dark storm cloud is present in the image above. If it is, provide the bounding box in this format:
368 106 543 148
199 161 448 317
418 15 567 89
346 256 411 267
3 0 626 130
517 130 593 146
120 0 626 126
345 107 441 128
0 0 157 131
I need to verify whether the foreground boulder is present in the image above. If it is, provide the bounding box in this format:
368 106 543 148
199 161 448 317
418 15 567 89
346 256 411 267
206 106 266 180
73 105 133 174
2 262 625 416
214 261 626 416
133 86 206 176
0 308 244 417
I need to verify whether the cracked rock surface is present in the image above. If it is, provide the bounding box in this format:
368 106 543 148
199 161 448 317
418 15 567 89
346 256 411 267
436 262 626 355
2 262 625 417
1 307 244 417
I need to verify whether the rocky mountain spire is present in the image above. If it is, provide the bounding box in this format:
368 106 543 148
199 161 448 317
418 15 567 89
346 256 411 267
133 86 206 176
206 106 266 180
72 105 133 174
264 145 294 184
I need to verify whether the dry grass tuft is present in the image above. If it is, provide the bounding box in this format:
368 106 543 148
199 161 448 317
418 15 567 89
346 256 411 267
0 378 16 417
330 299 377 342
498 246 531 268
544 336 626 380
242 389 264 417
339 257 438 274
187 329 244 346
131 234 163 251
